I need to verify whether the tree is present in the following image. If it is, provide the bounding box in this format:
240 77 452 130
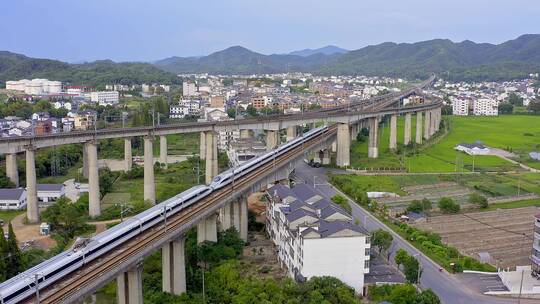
394 248 409 269
0 230 7 281
528 99 540 114
6 223 22 278
42 197 88 240
508 93 523 106
387 284 419 304
498 102 513 114
331 195 351 214
226 107 236 118
468 193 488 209
441 104 452 115
404 255 421 284
245 105 258 117
406 199 432 214
99 168 116 197
438 197 460 214
418 289 441 304
372 229 393 256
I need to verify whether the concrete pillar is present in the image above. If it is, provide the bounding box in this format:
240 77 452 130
415 112 423 145
404 113 412 146
199 131 206 160
232 200 241 232
368 118 379 158
240 129 251 139
162 237 186 295
117 264 143 304
322 149 331 165
124 138 132 172
240 196 248 242
205 131 218 184
197 214 217 243
389 114 397 150
430 109 437 136
82 144 89 178
336 123 350 167
144 136 156 204
436 108 441 131
286 126 297 142
5 153 19 187
423 110 431 140
266 130 278 151
220 202 233 231
331 140 337 153
25 147 39 224
160 135 167 168
86 141 101 218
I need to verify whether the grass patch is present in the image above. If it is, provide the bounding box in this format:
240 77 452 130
350 115 540 173
0 210 24 223
485 198 540 211
330 174 406 195
406 115 540 173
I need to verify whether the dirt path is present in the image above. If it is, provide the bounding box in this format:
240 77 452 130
7 213 56 250
490 148 540 173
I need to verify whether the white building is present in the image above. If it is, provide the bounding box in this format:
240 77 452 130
169 105 188 119
5 79 62 95
531 214 540 278
0 189 27 210
183 82 197 96
179 99 201 116
473 98 498 116
37 184 65 203
452 99 469 116
455 141 490 155
266 183 370 294
90 91 119 106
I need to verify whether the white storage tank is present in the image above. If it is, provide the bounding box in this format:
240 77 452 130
47 81 62 94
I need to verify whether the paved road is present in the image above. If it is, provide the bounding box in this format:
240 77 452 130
293 163 539 304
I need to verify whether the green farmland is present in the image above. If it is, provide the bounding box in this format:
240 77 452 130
350 115 540 173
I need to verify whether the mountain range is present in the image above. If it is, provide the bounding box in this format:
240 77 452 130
1 34 540 86
287 45 349 57
155 34 540 81
0 51 180 87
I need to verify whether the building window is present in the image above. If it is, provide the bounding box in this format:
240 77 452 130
364 260 370 269
365 248 370 256
365 237 371 244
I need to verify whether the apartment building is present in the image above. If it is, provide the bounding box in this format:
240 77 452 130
473 98 499 116
251 95 271 109
452 99 469 116
72 110 96 130
90 91 119 106
266 183 370 294
531 214 540 278
183 81 197 96
169 105 188 119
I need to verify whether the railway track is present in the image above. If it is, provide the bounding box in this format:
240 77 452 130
28 126 338 304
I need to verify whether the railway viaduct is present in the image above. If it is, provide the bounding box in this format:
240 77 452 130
2 78 442 303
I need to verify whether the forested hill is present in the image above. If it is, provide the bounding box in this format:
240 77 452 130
0 51 180 86
155 34 540 81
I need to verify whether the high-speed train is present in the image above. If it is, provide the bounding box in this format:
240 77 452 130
0 125 328 304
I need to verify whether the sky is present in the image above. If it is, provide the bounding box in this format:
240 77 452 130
1 0 539 63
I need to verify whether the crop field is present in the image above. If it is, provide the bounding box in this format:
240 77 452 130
378 182 475 212
413 207 537 269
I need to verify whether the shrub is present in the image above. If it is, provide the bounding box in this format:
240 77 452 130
438 197 460 213
468 193 488 209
